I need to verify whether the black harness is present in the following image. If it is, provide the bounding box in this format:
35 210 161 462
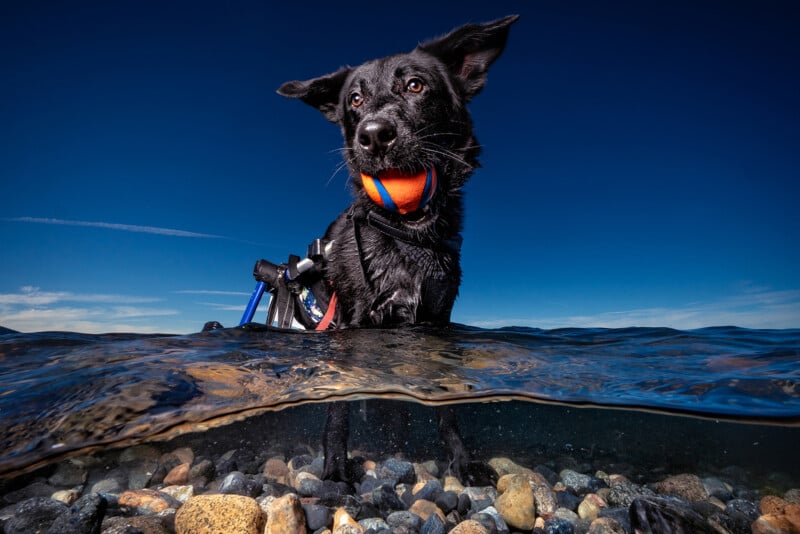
246 207 461 330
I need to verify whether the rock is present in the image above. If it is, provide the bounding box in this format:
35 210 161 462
170 447 194 465
578 493 607 520
302 502 331 531
2 481 58 503
45 493 106 534
420 513 446 534
753 496 800 534
264 493 306 534
118 489 180 515
3 497 67 534
435 490 459 514
263 457 289 484
556 489 583 511
359 517 390 531
408 479 444 504
560 469 601 495
378 458 416 485
161 485 194 503
533 481 559 517
489 457 533 477
467 512 497 534
444 475 465 493
702 477 733 501
219 471 261 498
726 498 759 522
386 510 423 530
175 494 264 534
449 519 491 534
495 474 536 530
90 476 124 496
51 488 81 505
587 516 625 534
463 486 496 514
409 499 446 524
478 505 510 533
652 473 709 502
544 516 575 534
101 515 170 534
606 478 655 507
163 462 191 486
189 458 216 485
372 484 406 515
787 489 800 504
48 460 88 487
332 507 362 533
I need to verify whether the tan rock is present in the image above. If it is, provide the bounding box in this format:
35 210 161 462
752 514 800 534
587 516 626 533
578 493 607 520
494 474 536 530
175 494 264 534
161 484 194 503
444 475 465 493
171 447 194 465
119 489 177 514
652 473 708 501
409 499 446 523
51 488 80 505
264 493 306 534
163 462 190 485
448 519 491 534
332 508 363 533
263 458 289 484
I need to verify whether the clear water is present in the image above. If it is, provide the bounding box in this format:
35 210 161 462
1 324 799 485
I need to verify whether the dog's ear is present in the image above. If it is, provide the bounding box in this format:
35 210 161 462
277 67 352 123
418 15 519 101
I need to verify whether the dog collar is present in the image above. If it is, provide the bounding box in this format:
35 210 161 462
360 167 437 215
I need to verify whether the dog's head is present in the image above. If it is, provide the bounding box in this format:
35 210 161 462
278 15 518 218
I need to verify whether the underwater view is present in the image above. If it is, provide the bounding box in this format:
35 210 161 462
1 324 799 533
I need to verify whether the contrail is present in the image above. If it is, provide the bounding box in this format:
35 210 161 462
6 217 226 239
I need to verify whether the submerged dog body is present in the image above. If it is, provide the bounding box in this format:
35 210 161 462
278 15 518 481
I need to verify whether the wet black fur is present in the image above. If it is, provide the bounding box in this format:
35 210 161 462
277 15 518 483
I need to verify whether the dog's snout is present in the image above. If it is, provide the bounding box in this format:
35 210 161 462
357 119 397 156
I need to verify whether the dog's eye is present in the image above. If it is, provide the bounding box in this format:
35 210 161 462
349 92 364 108
406 78 424 94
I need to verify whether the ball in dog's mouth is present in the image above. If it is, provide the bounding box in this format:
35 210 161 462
360 167 437 215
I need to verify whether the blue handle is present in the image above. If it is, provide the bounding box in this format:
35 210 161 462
239 281 267 326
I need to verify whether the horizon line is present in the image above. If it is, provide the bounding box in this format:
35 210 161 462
5 217 227 239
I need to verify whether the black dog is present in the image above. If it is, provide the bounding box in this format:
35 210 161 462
277 15 518 483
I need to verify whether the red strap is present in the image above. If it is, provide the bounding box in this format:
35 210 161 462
315 292 338 331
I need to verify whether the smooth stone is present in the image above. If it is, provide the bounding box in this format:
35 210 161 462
444 475 465 493
48 460 88 487
263 457 290 484
606 478 655 507
751 514 800 534
726 498 759 522
372 484 406 514
463 487 497 514
170 447 194 465
470 512 498 533
544 516 576 534
409 499 446 524
449 519 491 534
163 462 191 486
161 485 194 503
478 505 510 533
378 458 416 485
118 489 180 515
3 497 67 534
332 507 362 533
578 493 607 520
101 515 169 534
90 477 124 496
45 493 106 534
556 489 583 511
786 489 800 504
2 481 58 503
434 490 459 513
219 471 261 498
420 512 446 534
410 479 444 503
189 458 216 485
302 502 331 531
295 471 324 497
587 516 626 534
489 457 533 477
533 481 559 517
386 510 423 530
359 517 389 531
651 473 709 502
176 494 265 534
494 474 536 530
265 493 306 534
51 489 81 505
703 477 733 501
560 469 601 495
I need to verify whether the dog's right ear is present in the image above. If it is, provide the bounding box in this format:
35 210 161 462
277 67 352 123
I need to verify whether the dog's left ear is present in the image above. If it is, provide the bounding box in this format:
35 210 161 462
418 15 519 101
277 67 352 123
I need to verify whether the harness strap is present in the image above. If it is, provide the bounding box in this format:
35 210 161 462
315 291 338 330
365 210 462 255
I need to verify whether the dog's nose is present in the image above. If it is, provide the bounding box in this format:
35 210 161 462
357 119 397 156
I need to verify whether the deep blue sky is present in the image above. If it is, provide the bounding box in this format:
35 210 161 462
1 1 798 333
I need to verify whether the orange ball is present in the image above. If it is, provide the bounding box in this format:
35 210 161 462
360 167 437 214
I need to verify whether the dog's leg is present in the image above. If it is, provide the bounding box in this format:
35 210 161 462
437 406 498 487
322 401 361 483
